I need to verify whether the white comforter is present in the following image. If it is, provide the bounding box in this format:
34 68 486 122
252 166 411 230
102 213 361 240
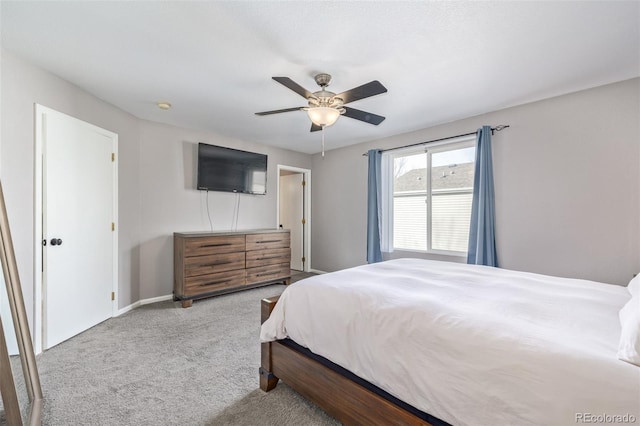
260 258 640 426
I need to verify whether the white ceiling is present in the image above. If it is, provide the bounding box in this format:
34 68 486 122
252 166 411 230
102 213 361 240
1 1 638 154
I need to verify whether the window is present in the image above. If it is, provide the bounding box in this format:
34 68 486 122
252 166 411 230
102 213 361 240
385 138 475 254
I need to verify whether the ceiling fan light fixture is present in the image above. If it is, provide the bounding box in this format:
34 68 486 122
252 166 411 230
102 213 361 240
306 106 341 127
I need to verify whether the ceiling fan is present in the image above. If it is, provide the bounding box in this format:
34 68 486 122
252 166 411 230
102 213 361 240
255 73 387 132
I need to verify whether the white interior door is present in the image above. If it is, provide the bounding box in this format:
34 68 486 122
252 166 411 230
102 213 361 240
279 173 304 271
42 107 117 349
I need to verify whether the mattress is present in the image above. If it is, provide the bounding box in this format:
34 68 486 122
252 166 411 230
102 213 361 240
260 258 640 426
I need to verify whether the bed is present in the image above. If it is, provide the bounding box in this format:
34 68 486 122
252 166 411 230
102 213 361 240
259 258 640 425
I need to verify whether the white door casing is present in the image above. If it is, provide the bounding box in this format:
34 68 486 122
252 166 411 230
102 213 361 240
277 165 311 272
35 105 118 351
280 173 304 270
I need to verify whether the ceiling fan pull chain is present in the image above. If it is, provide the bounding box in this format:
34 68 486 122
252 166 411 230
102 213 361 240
322 126 325 157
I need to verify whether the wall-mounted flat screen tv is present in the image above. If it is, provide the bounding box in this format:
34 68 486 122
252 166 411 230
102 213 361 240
197 143 267 195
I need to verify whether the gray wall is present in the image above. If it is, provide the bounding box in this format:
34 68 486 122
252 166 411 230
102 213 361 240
0 49 312 327
136 120 310 300
311 78 640 286
1 48 142 323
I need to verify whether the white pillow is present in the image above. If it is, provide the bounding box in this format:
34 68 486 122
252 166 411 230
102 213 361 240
618 275 640 366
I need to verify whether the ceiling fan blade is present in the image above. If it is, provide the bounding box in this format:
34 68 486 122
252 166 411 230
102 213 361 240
255 107 304 116
310 123 322 132
342 107 385 125
273 77 314 99
336 81 387 105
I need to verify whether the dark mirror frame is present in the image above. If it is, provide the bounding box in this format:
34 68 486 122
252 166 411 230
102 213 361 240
0 181 43 425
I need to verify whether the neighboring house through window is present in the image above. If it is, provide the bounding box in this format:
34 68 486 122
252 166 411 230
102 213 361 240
382 136 475 255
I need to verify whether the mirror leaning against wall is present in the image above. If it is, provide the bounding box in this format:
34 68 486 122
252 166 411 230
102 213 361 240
0 181 43 425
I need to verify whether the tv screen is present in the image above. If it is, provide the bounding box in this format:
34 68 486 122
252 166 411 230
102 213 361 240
197 143 267 195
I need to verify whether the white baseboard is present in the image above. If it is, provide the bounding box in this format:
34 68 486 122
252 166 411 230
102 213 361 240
308 268 328 275
116 294 173 317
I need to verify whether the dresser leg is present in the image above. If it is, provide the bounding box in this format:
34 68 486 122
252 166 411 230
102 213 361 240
181 299 193 308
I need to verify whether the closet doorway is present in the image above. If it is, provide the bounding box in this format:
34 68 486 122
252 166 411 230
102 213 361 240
277 166 311 272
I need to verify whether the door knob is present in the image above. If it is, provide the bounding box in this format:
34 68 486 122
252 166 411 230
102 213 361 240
50 238 62 246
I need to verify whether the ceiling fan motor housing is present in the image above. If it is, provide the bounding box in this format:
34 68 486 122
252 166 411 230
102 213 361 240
307 74 344 110
308 90 344 111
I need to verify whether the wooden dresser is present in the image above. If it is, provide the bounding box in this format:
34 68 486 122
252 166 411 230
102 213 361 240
174 229 291 308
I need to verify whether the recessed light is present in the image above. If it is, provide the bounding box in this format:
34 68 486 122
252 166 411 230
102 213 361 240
157 102 172 110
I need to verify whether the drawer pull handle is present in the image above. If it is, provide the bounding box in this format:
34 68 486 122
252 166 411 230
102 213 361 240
257 256 282 261
201 243 233 248
256 271 279 277
201 279 230 286
256 240 281 244
200 261 233 266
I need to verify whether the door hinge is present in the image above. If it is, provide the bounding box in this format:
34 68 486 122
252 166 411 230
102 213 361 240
111 153 115 162
301 218 306 225
301 180 306 187
112 222 115 231
111 292 115 301
302 257 306 263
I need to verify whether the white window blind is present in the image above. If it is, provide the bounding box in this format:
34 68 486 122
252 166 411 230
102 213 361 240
393 193 427 251
432 191 473 252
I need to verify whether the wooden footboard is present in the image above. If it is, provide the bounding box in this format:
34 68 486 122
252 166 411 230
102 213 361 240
259 296 433 426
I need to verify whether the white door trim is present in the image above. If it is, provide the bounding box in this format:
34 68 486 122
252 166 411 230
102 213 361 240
33 104 118 354
276 165 311 272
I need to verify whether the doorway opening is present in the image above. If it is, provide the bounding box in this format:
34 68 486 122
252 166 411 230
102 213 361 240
277 165 311 273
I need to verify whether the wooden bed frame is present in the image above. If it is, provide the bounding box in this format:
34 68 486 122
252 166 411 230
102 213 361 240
259 296 433 426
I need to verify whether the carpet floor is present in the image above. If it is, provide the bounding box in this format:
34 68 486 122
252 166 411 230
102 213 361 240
8 272 340 425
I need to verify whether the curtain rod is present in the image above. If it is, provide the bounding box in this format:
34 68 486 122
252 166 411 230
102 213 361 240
362 125 510 156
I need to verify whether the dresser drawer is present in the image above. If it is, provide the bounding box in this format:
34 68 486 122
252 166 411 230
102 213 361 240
184 251 245 277
246 263 290 285
246 232 290 251
184 235 245 257
184 270 246 296
246 247 291 268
